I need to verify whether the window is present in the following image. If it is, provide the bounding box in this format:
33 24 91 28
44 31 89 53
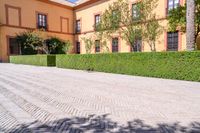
112 38 119 52
132 3 140 20
94 14 101 29
131 39 142 52
95 40 100 53
9 38 20 55
167 32 178 51
112 10 120 25
76 20 81 33
37 13 47 30
112 10 117 17
76 42 80 54
168 0 179 12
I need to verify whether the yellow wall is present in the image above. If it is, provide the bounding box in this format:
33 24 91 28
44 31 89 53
74 0 186 54
0 0 74 62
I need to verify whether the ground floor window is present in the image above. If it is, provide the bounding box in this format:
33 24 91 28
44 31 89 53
167 32 178 51
131 39 142 52
9 38 20 55
95 40 100 53
112 38 119 52
76 42 80 54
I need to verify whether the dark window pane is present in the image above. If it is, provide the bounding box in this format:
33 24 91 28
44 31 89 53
76 42 80 54
9 38 20 55
132 3 140 20
95 15 100 27
131 39 142 52
95 40 100 53
167 31 178 51
112 38 119 52
37 14 47 30
76 20 81 33
168 0 180 12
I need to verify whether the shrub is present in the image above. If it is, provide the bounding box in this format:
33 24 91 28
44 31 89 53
16 31 41 55
10 55 56 66
56 52 200 81
45 37 72 54
15 31 72 54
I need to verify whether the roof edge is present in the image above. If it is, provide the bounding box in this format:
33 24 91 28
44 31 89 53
36 0 107 10
74 0 101 10
36 0 74 10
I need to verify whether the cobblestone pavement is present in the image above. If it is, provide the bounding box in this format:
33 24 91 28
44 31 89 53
0 63 200 133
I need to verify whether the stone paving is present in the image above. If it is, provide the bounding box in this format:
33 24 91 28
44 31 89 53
0 63 200 132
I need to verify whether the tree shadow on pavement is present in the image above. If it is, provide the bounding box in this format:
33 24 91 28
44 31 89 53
5 114 200 133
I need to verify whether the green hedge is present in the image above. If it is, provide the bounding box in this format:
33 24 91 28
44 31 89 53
56 52 200 81
10 55 56 66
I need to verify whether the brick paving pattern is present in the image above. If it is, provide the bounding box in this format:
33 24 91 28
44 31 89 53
0 63 200 132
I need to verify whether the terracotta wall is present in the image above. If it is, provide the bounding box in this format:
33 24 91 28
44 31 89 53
0 0 74 62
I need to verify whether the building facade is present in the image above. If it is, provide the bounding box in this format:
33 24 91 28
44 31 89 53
0 0 186 62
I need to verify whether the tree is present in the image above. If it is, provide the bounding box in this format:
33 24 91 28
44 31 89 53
81 37 94 54
168 0 199 49
16 30 72 54
16 31 44 54
15 32 37 55
143 15 163 51
186 0 195 50
96 0 162 52
46 37 72 54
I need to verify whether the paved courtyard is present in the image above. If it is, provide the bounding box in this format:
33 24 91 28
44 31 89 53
0 63 200 132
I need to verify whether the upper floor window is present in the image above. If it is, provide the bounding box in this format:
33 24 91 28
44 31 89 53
94 14 101 28
37 13 48 30
167 31 178 51
112 38 119 53
168 0 179 12
132 3 140 20
76 20 81 33
111 10 120 29
112 10 117 17
95 40 100 53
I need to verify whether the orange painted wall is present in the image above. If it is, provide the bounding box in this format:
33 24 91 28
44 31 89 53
0 0 74 62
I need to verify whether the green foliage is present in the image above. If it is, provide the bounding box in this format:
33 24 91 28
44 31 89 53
56 52 200 82
15 31 72 54
46 37 72 54
63 40 73 53
143 15 164 51
16 30 49 54
168 5 187 32
81 37 94 54
16 31 42 55
10 55 56 66
168 0 200 41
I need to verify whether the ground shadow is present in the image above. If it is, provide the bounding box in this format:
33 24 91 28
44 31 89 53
3 114 200 133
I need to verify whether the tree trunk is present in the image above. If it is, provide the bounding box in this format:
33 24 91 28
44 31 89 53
186 0 195 51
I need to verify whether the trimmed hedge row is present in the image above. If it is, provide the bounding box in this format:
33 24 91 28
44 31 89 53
56 52 200 81
10 55 56 66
